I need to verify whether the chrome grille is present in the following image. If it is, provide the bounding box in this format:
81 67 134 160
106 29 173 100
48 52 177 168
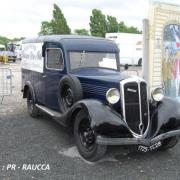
120 78 149 137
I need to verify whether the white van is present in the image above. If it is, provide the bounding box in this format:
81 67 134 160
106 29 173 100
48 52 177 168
106 33 143 66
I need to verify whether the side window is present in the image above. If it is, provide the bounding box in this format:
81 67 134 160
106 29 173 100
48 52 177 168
46 49 64 70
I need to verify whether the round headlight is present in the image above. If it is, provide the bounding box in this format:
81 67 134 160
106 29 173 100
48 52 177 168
151 87 164 102
106 88 120 104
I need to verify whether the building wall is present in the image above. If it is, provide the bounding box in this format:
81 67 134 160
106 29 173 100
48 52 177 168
148 2 180 89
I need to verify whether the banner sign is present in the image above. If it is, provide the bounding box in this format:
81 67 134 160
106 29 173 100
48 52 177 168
21 43 43 73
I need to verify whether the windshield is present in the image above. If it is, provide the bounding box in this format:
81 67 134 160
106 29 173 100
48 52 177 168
69 51 118 70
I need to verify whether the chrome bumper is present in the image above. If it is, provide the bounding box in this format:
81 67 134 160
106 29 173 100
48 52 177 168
96 129 180 146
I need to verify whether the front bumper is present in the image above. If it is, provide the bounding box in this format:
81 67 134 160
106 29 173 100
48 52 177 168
96 129 180 146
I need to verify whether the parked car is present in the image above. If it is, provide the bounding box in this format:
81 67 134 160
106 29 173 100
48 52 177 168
0 51 17 62
21 35 180 162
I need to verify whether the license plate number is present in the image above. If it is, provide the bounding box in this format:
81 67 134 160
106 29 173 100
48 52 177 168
138 141 162 152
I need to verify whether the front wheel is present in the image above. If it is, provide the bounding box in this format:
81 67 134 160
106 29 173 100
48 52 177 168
158 137 179 151
74 110 107 162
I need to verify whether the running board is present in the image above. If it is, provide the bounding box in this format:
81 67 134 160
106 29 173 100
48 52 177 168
35 104 62 118
35 104 68 127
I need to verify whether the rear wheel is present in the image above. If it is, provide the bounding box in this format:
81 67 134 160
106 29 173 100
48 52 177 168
74 110 107 162
158 137 179 151
27 89 39 118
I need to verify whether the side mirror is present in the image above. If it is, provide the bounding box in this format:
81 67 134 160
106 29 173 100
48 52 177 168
124 64 129 70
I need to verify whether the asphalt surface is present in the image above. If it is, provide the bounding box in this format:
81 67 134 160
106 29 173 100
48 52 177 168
0 61 180 180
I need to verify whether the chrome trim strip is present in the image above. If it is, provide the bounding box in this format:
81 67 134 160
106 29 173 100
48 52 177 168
35 104 55 116
138 79 143 135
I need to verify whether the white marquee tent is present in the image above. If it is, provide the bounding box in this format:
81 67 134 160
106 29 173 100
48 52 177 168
0 44 5 49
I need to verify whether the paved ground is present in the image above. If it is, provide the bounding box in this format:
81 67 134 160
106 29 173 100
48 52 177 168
0 61 180 180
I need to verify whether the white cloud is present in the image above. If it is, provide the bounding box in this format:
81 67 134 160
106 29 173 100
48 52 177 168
0 0 180 38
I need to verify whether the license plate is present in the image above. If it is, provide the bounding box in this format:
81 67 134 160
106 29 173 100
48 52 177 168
138 141 162 152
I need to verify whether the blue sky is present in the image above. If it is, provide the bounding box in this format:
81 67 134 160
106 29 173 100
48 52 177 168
0 0 180 38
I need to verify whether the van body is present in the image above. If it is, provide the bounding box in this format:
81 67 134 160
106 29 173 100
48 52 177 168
21 35 180 162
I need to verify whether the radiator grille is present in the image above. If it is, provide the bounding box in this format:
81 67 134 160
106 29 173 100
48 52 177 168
121 79 149 136
124 82 140 134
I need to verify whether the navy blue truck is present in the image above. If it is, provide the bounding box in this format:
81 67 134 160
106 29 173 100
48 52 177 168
21 35 180 162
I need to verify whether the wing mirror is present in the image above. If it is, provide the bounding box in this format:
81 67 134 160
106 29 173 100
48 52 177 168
124 64 129 70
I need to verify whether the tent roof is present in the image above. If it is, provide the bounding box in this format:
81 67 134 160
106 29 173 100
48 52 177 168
0 44 5 48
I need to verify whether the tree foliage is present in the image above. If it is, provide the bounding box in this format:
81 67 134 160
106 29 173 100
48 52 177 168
0 36 10 45
74 29 89 35
39 21 53 35
51 4 71 34
39 4 71 35
106 15 119 33
0 36 24 45
89 9 141 37
118 21 128 33
89 9 106 37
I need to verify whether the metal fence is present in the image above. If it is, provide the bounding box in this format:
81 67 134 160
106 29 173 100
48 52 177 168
0 68 12 104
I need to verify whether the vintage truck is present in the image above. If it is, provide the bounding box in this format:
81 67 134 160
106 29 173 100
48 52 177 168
21 35 180 162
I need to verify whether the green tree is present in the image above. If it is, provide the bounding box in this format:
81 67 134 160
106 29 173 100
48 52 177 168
89 9 141 37
89 9 106 37
51 4 71 34
127 26 141 34
0 36 10 45
74 29 89 35
0 36 24 45
39 21 53 35
39 4 71 35
118 21 128 33
106 15 118 33
118 21 141 34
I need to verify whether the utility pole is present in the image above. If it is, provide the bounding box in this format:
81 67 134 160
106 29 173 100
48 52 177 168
142 19 150 86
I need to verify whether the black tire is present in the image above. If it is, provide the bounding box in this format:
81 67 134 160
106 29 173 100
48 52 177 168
158 137 179 151
59 75 83 113
27 88 39 118
138 58 142 66
74 110 107 162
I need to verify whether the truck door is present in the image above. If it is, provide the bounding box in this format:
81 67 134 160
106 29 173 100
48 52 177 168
44 42 65 110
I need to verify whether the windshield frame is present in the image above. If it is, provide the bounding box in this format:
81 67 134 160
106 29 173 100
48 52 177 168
68 50 120 72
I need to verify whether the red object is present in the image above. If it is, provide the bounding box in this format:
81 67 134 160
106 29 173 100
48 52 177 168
176 42 180 48
172 59 180 80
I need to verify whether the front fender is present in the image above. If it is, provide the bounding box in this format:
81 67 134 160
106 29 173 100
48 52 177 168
67 99 132 138
150 97 180 137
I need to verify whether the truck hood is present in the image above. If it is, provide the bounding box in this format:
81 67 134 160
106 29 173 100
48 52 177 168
70 68 129 83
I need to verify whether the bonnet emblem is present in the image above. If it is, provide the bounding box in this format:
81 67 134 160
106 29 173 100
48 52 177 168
127 88 137 93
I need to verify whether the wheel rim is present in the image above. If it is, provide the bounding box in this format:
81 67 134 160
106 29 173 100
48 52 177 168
78 118 96 151
62 86 74 109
